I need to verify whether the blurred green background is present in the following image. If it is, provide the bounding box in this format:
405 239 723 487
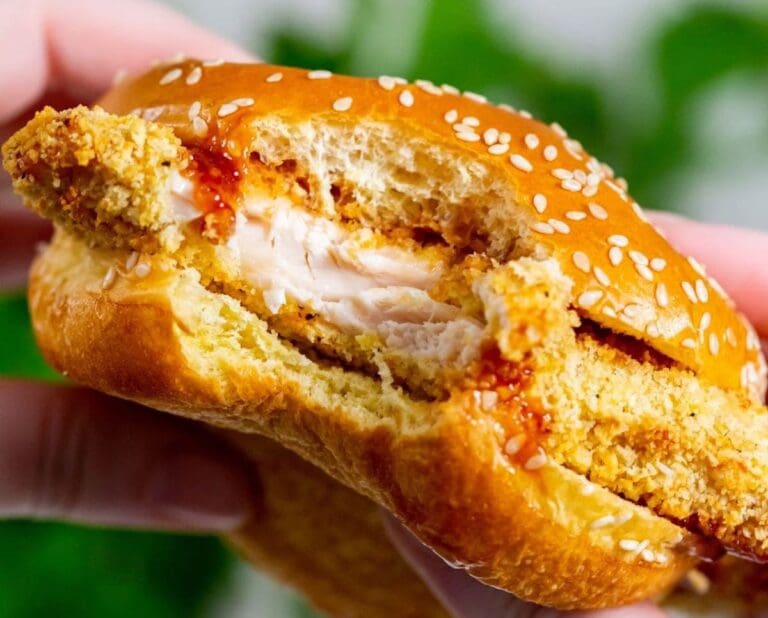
2 0 768 616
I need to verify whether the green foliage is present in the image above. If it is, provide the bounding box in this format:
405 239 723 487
0 294 58 380
0 521 232 618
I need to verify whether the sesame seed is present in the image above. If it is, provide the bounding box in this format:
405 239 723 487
566 211 586 221
588 203 608 220
594 266 610 286
159 67 183 85
582 185 598 197
532 222 554 235
504 435 526 455
561 178 582 192
628 250 648 266
574 169 587 184
682 338 698 349
608 235 629 247
552 168 573 180
125 252 139 271
524 448 547 470
497 103 515 112
709 333 720 355
202 58 224 67
510 154 533 172
695 279 709 303
573 251 591 273
725 327 737 347
609 246 623 266
134 262 151 278
646 323 661 338
586 172 600 186
700 312 711 331
444 109 458 123
655 283 669 307
483 128 499 145
499 132 512 144
415 79 442 95
616 177 629 191
543 145 558 161
631 202 647 218
231 97 254 107
619 539 640 551
657 461 674 477
192 117 208 137
641 549 656 562
549 218 570 234
456 131 480 142
636 263 654 281
188 101 202 120
185 66 202 85
217 103 238 117
602 306 617 318
623 304 642 318
463 91 487 103
682 281 698 304
399 90 415 107
656 553 669 565
333 96 353 112
308 69 332 79
102 266 117 289
564 138 584 157
688 256 707 276
590 515 616 529
551 122 567 137
266 72 283 83
440 83 460 95
518 109 533 119
488 143 509 155
378 75 396 90
578 290 603 308
453 123 476 133
524 133 540 149
650 258 667 272
581 483 596 495
533 194 548 213
481 390 498 409
462 116 480 127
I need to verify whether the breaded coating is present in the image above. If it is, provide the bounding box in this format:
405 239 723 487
2 106 185 251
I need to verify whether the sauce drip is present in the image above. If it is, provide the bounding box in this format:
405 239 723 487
460 347 550 466
185 141 243 242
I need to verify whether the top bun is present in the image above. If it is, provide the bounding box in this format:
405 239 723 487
98 59 766 401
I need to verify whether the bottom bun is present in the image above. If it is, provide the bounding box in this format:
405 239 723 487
28 230 698 609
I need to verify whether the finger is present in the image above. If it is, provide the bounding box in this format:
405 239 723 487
383 514 666 618
649 212 768 337
0 381 258 531
0 0 256 123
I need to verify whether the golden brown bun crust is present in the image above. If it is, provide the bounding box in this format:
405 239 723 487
27 231 696 610
92 60 766 399
218 431 447 618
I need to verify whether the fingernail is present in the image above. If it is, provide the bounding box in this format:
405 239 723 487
144 449 256 531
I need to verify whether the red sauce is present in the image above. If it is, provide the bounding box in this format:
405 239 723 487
460 347 551 466
185 141 243 242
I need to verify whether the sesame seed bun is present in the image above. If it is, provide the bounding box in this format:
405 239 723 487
5 60 768 610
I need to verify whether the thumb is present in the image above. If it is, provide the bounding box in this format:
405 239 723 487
0 381 258 531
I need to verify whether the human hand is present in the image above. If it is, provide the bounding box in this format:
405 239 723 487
385 212 768 617
0 0 257 531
